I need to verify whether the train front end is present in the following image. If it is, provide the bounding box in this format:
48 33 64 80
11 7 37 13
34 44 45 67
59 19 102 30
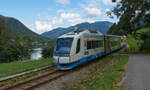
53 36 74 70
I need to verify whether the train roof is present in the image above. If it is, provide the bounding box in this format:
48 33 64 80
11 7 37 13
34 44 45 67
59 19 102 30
58 30 103 38
57 29 123 39
105 34 123 38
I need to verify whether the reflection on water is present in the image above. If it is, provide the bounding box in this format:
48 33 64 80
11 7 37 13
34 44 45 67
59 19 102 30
31 48 42 60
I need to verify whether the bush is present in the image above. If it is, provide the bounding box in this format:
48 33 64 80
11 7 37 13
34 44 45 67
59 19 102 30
42 45 54 58
125 35 139 53
136 28 150 52
141 37 150 52
0 35 33 62
0 16 33 62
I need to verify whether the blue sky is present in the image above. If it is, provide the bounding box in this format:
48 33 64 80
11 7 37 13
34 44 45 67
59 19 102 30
0 0 118 34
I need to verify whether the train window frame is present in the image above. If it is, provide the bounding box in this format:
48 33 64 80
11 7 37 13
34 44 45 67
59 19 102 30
76 39 80 54
87 40 104 49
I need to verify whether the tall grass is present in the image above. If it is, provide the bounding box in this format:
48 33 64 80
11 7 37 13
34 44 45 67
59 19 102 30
0 58 53 78
82 55 129 90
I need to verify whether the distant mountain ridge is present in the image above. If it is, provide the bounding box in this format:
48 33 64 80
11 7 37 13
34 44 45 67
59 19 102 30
42 21 113 39
0 15 48 41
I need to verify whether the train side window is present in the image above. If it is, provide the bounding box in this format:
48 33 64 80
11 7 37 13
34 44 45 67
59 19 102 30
111 41 118 47
87 41 91 49
92 41 98 48
76 39 80 53
96 41 99 48
98 40 103 47
91 41 95 49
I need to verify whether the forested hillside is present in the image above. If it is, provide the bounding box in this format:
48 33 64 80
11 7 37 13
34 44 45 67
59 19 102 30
0 15 49 42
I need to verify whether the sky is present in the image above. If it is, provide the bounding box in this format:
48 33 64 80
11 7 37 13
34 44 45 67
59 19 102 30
0 0 119 34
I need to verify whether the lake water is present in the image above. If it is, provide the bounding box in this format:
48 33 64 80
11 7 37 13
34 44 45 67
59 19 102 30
31 48 42 60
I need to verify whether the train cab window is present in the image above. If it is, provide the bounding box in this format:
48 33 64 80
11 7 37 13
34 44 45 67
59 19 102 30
76 39 80 54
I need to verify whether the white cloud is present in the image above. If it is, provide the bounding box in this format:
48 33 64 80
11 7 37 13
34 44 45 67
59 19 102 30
57 9 65 13
35 21 53 34
52 17 63 24
61 13 80 20
87 19 94 23
56 0 70 5
60 13 83 24
101 0 112 5
85 7 101 18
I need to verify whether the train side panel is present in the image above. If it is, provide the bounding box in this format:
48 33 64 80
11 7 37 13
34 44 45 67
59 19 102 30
83 35 105 60
54 30 126 70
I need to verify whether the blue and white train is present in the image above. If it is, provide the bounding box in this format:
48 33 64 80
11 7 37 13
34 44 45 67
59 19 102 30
53 30 125 70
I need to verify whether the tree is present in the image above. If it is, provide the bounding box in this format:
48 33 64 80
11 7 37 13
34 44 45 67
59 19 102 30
0 34 33 62
136 28 150 51
0 15 11 52
109 0 150 35
0 15 34 62
42 43 54 58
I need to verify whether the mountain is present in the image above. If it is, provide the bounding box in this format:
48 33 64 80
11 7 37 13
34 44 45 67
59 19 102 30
42 21 113 39
0 15 48 42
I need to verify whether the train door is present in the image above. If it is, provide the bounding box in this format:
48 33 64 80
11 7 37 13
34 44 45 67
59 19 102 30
83 39 89 57
72 37 82 62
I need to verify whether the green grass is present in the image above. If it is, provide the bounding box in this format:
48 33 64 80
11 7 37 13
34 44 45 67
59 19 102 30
0 58 53 78
136 28 150 36
68 55 129 90
82 55 129 90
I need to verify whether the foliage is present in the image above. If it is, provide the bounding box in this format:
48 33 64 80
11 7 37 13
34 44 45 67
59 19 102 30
42 45 54 58
0 15 11 52
0 58 53 78
136 28 150 39
0 15 33 62
81 55 129 90
108 0 150 35
125 35 139 53
0 35 33 62
136 28 150 52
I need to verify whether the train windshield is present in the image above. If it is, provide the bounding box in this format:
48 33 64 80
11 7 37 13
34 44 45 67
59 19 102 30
56 38 73 53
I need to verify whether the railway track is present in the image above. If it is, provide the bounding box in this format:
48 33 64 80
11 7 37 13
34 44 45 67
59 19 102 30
1 69 70 90
0 64 57 83
0 64 57 89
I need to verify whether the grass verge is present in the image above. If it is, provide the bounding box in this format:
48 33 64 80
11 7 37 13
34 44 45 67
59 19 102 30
68 55 129 90
0 58 53 78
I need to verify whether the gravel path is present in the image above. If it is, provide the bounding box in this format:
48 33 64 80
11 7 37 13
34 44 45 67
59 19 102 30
35 58 103 90
121 54 150 90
